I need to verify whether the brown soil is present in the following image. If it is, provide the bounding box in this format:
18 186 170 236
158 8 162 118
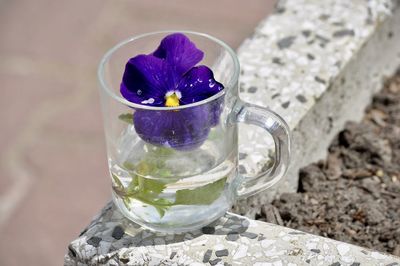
257 71 400 256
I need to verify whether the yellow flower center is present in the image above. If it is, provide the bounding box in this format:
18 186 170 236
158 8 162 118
165 93 180 107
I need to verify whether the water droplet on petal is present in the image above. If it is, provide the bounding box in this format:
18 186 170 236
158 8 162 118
209 80 216 88
141 98 155 104
137 89 142 95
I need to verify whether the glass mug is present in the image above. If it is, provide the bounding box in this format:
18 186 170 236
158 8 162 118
98 31 290 233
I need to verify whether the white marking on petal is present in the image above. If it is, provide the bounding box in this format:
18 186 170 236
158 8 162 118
165 91 174 97
165 90 182 99
141 98 155 104
209 80 216 88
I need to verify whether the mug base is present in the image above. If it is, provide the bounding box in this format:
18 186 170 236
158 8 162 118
112 194 229 234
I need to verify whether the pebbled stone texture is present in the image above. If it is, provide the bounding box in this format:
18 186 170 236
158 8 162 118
64 202 400 265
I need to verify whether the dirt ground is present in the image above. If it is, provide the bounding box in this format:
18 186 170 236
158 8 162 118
258 71 400 256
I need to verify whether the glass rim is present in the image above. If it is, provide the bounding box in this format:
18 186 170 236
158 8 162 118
97 30 240 110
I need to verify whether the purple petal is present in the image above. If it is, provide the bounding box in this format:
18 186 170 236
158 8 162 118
120 55 171 106
153 33 204 78
208 97 224 126
178 66 224 105
133 106 212 150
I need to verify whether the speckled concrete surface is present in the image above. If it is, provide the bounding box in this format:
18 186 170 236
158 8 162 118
65 202 400 265
235 0 400 217
237 0 394 175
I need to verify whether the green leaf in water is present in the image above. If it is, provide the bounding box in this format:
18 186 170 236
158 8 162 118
154 205 166 217
132 191 173 218
125 176 139 196
152 198 172 217
145 145 175 157
174 177 227 205
122 197 131 210
156 168 172 178
123 173 172 218
117 153 227 219
140 177 167 194
119 159 172 217
112 173 124 188
208 128 221 140
111 173 133 210
122 161 136 171
118 113 134 124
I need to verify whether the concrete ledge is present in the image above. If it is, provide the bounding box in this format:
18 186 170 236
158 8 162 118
65 202 400 265
235 0 400 217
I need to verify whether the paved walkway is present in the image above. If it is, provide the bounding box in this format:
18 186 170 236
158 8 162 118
0 0 274 265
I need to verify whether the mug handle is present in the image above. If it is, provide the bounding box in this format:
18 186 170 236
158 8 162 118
232 99 291 198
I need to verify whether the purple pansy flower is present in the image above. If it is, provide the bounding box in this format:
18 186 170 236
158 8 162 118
120 33 224 150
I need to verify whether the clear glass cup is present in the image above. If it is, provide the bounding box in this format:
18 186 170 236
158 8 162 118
98 31 290 233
